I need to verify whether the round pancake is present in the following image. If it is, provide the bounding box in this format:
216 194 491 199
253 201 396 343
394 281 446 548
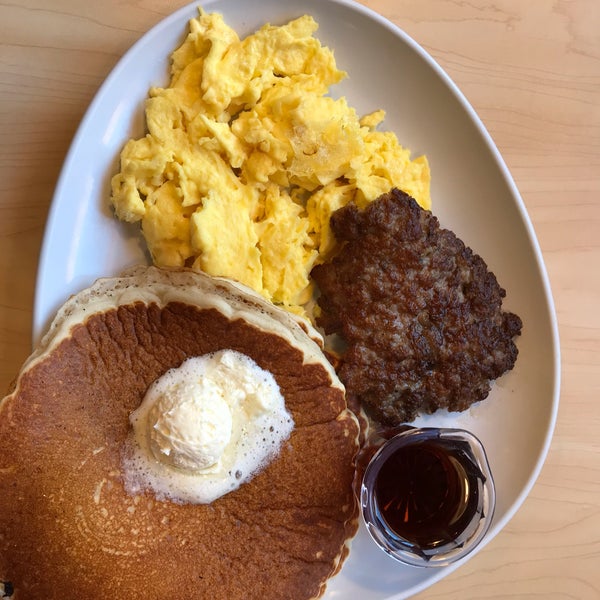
0 267 360 600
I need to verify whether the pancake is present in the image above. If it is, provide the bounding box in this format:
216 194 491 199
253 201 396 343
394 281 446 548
0 266 360 600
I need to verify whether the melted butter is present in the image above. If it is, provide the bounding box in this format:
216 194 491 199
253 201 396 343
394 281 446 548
125 350 294 504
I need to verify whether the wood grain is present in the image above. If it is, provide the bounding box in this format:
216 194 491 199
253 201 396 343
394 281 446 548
1 1 598 598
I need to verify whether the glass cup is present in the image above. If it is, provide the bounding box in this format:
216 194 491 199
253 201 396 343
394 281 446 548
357 426 495 567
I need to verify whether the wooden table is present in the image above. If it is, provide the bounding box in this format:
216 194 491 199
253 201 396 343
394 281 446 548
1 1 598 598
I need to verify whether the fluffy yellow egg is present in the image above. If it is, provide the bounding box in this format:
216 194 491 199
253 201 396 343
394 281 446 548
111 9 430 315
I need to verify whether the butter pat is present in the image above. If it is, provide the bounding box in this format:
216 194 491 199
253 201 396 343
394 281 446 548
125 350 294 503
148 378 233 471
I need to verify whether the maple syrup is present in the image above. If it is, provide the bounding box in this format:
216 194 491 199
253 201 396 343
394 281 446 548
359 427 495 566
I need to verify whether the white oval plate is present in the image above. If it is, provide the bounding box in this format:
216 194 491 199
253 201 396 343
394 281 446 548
34 1 560 598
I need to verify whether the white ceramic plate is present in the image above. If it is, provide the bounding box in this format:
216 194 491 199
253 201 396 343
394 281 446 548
34 0 560 598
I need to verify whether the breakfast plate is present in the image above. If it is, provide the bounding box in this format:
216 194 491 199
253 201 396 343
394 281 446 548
34 0 560 598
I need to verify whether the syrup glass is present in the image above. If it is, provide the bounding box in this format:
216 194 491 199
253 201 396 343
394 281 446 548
358 426 496 567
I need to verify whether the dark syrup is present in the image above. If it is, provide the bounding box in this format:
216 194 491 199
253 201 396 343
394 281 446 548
374 440 481 549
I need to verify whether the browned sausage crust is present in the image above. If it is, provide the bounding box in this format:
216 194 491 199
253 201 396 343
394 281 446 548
311 189 522 425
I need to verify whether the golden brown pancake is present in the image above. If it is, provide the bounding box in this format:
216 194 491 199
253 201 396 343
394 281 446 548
0 267 360 600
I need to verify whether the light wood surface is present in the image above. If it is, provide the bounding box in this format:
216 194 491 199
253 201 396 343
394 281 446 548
1 1 598 598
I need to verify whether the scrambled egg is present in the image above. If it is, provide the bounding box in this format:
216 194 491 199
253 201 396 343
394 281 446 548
111 10 430 314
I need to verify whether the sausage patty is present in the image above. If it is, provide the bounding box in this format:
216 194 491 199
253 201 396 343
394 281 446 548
311 189 522 425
